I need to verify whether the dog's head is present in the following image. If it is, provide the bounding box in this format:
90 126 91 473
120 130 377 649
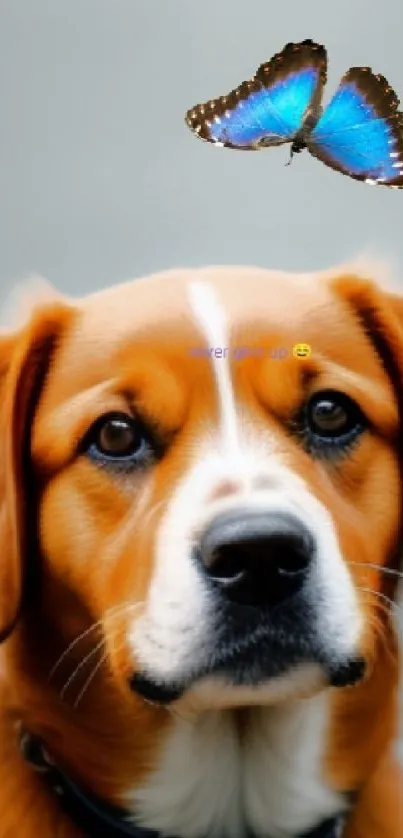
0 265 402 730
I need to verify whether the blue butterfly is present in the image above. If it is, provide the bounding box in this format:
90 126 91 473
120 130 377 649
185 39 403 188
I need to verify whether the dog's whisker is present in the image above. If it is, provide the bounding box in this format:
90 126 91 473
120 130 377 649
349 561 403 581
48 620 105 682
60 638 106 701
358 586 402 620
73 650 110 709
102 600 144 625
49 601 144 683
368 619 392 663
358 592 396 661
359 586 395 608
72 630 169 713
71 633 137 710
358 587 402 666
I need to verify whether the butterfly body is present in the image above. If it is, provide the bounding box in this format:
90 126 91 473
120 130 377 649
185 40 403 188
289 110 322 159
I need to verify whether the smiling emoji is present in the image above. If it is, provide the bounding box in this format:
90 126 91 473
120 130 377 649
292 343 311 359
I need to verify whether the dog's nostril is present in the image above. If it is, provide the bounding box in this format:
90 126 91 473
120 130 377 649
274 539 311 577
197 511 314 607
207 546 247 583
209 537 307 581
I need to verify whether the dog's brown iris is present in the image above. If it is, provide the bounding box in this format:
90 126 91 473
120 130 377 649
97 415 140 457
310 398 349 435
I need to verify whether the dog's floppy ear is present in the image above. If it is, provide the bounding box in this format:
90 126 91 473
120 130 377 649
332 269 403 594
333 269 403 755
0 282 73 642
333 269 403 411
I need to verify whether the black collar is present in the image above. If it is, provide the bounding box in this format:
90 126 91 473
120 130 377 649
19 729 345 838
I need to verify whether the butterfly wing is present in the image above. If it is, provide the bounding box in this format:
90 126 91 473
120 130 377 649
185 39 327 150
308 68 403 187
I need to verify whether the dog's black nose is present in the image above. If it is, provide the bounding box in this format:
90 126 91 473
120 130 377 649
196 510 314 606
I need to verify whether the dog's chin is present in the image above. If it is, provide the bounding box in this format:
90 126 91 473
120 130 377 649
129 648 367 709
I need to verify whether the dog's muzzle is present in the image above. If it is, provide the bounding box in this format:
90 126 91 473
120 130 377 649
130 507 366 703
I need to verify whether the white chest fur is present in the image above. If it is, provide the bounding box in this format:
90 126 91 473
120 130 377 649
125 693 346 838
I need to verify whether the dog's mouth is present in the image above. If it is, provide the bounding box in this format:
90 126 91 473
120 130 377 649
129 656 366 706
129 615 366 706
130 673 184 705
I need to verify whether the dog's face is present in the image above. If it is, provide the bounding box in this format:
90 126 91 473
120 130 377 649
0 265 402 720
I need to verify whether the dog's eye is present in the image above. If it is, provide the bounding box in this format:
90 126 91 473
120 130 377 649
298 390 366 456
309 395 354 436
97 415 141 456
82 412 153 467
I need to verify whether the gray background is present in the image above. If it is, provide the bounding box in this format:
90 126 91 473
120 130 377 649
0 0 402 296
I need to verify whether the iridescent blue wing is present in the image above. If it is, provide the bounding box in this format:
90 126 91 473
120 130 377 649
308 68 403 188
185 40 327 150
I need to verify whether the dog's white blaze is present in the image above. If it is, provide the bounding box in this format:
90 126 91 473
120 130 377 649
187 281 240 458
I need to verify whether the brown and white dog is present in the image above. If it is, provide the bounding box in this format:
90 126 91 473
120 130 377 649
0 263 402 838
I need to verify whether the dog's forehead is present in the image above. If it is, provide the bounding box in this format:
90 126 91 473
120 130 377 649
74 266 337 343
40 265 393 401
33 265 399 450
